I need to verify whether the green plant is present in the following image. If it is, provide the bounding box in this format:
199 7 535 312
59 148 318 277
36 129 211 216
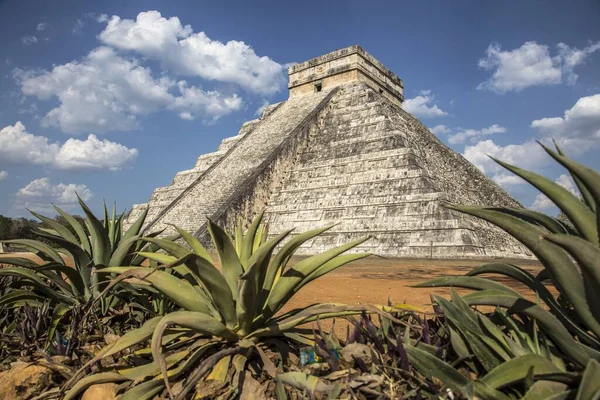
0 198 168 349
412 143 600 398
63 213 414 399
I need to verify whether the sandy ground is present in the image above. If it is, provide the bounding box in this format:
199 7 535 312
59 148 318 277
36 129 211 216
1 252 543 337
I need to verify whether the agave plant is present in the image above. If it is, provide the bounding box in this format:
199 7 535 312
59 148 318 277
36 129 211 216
0 197 169 348
412 143 600 397
63 213 415 399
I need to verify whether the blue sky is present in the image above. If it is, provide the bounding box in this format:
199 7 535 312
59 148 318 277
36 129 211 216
1 0 599 217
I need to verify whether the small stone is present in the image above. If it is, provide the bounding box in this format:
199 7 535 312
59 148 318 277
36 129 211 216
0 363 53 400
82 383 119 400
341 343 374 369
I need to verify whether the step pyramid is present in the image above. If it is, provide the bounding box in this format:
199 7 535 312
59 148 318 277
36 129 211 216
125 45 530 259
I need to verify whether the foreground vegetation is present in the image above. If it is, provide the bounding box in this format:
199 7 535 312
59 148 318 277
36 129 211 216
1 142 599 399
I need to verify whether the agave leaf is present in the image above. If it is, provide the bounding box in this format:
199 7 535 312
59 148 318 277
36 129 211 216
78 195 111 266
117 349 189 380
170 225 212 262
37 263 85 297
405 345 471 395
0 290 45 308
139 237 191 258
0 256 41 269
543 234 600 324
492 157 597 242
118 380 164 400
136 251 178 265
172 254 236 328
576 359 600 400
1 239 64 264
265 237 369 319
236 269 257 337
53 204 92 254
207 218 244 301
522 381 570 400
108 235 143 267
462 290 596 366
123 206 149 241
543 234 600 291
28 209 79 245
99 267 211 314
467 263 600 348
496 208 571 234
276 372 330 396
414 275 522 297
0 267 77 305
32 230 91 270
262 225 334 298
541 145 600 237
446 204 600 339
206 355 231 381
481 354 563 389
239 211 265 267
300 252 371 289
63 372 128 400
151 311 236 394
553 140 596 214
45 303 71 350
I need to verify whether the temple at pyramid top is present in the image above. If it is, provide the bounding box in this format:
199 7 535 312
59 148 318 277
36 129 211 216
288 45 404 106
125 46 531 259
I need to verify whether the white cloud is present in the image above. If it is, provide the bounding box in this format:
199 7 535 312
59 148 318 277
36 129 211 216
96 14 109 23
0 122 60 165
255 99 270 116
463 139 547 187
72 18 84 34
36 22 48 31
447 124 506 145
98 11 286 95
531 93 600 154
462 94 600 188
531 174 577 211
15 178 92 213
21 35 38 45
403 90 448 118
14 46 241 133
478 41 600 93
0 171 7 181
55 134 138 171
0 122 137 171
430 125 450 135
170 81 242 121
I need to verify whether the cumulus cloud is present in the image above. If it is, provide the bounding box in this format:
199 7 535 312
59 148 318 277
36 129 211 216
403 90 448 118
463 139 546 186
531 174 578 211
15 178 92 213
478 41 600 93
14 46 241 133
429 125 450 135
0 122 137 171
21 35 38 45
98 11 286 95
36 22 48 31
531 93 600 154
463 93 600 187
0 171 7 181
447 124 506 145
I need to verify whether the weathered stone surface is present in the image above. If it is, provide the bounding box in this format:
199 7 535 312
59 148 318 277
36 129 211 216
0 363 53 400
81 383 119 400
124 45 530 259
